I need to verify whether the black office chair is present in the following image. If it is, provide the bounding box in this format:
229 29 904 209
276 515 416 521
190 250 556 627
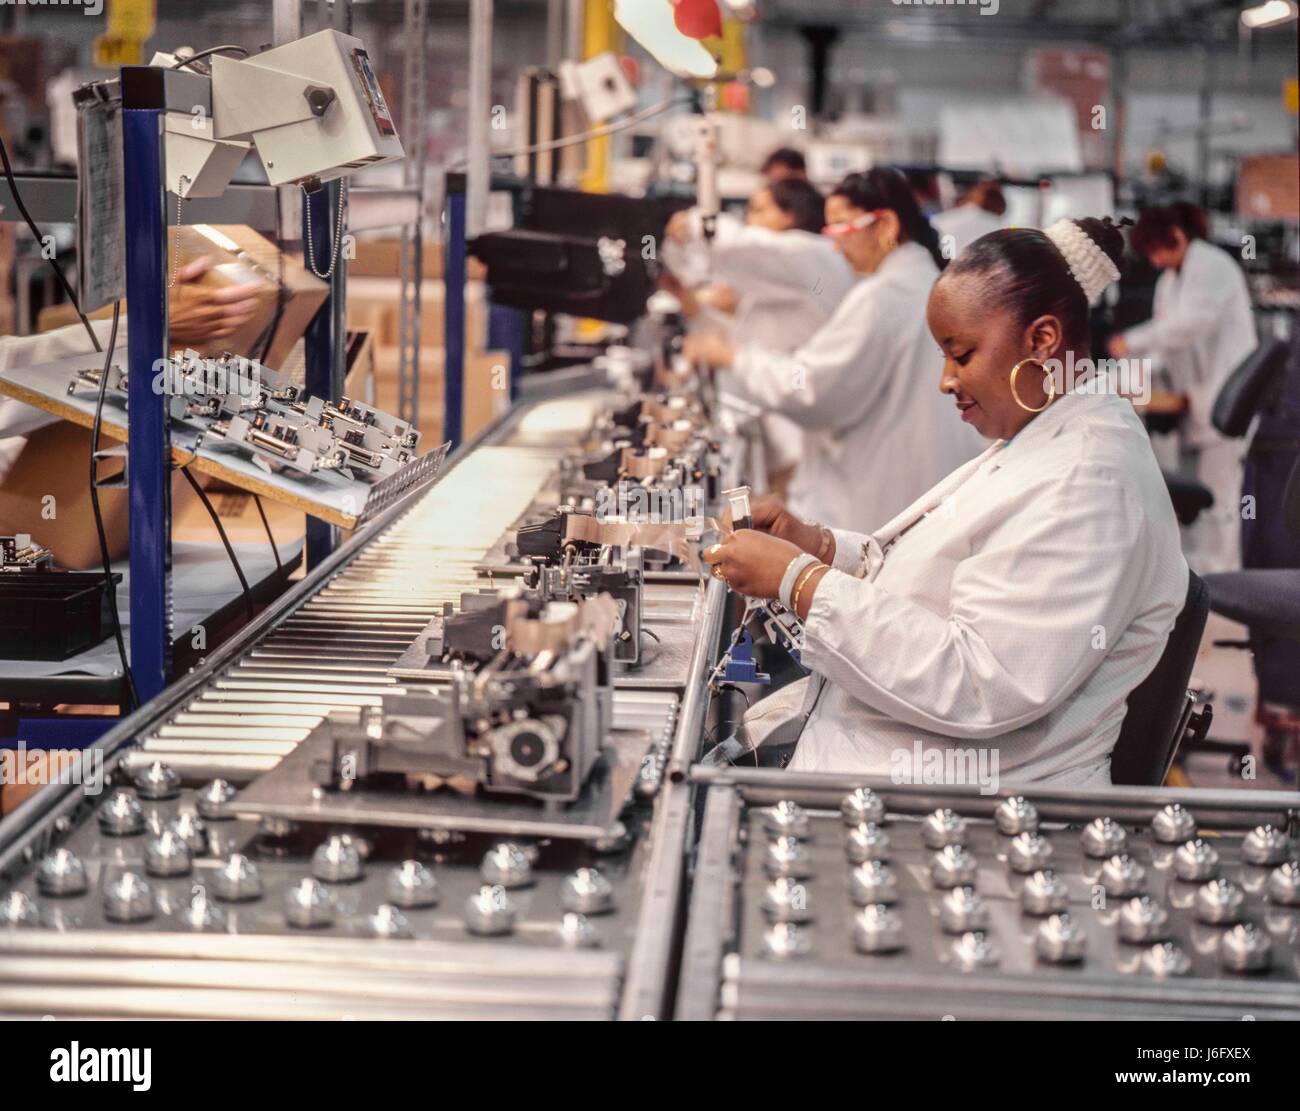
1203 455 1300 640
1157 338 1289 526
1110 571 1212 787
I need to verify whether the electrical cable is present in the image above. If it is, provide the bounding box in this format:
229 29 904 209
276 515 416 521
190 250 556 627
171 45 250 71
456 96 690 167
180 467 254 621
0 132 100 352
88 300 138 709
252 494 282 571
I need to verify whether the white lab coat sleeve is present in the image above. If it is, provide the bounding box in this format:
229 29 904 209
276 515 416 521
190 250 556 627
1123 252 1231 361
828 527 870 572
707 226 825 294
729 286 886 432
796 469 1153 739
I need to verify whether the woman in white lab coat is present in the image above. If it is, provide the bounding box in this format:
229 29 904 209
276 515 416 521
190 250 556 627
686 168 984 535
704 217 1189 786
931 178 1007 262
1109 203 1257 573
663 179 854 489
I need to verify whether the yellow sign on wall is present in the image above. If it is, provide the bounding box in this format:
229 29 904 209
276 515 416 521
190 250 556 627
93 34 144 67
108 0 156 40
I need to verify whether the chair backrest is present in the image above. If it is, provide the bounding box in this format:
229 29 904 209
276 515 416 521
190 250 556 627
1212 338 1289 438
1110 571 1210 786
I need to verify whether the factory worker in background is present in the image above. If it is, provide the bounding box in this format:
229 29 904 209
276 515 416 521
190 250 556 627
685 167 984 535
1109 202 1257 573
759 146 808 183
0 258 266 566
663 177 854 494
704 217 1188 786
932 178 1008 261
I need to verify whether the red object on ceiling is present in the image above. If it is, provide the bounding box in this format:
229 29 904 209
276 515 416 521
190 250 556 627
672 0 723 41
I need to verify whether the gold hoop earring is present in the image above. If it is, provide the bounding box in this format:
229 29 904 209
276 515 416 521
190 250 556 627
1009 357 1056 413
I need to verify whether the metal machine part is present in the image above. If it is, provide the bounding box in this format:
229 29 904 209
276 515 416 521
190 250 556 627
0 535 55 571
677 769 1300 1021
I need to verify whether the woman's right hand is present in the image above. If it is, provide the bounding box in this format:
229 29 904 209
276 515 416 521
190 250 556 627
730 493 827 557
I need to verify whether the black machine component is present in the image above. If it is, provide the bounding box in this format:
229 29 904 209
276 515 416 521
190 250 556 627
469 186 691 324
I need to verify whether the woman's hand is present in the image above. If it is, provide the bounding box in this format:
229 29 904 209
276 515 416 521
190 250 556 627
169 256 268 347
703 529 805 600
682 331 735 369
733 493 828 558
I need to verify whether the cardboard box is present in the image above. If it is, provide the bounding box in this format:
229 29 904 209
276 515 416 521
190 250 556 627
167 224 329 369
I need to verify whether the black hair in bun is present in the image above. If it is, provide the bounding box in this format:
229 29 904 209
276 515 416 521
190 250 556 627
942 215 1131 345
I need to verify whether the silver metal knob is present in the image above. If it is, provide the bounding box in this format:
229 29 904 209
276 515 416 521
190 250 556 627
368 904 413 939
1100 853 1147 897
940 886 989 934
930 844 978 889
104 872 155 923
311 835 363 883
144 830 193 878
1242 825 1290 867
480 842 533 888
132 761 181 800
0 891 38 927
1151 803 1196 844
840 787 885 826
851 904 903 954
765 835 813 879
1081 817 1127 858
285 877 334 928
761 877 812 923
1267 861 1300 906
97 789 144 836
845 822 891 864
763 800 811 839
921 808 967 849
1035 912 1086 963
179 889 225 930
464 884 516 936
559 912 599 949
1118 896 1170 943
763 921 813 958
952 930 1000 971
1142 941 1191 977
387 860 439 908
212 853 262 902
562 867 614 915
170 812 208 855
195 778 238 820
1006 832 1054 874
850 861 899 906
1195 878 1244 925
1220 923 1272 973
36 848 88 897
1021 869 1069 916
1173 838 1220 883
994 796 1039 836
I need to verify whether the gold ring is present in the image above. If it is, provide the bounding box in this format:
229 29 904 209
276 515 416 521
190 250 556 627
711 565 726 583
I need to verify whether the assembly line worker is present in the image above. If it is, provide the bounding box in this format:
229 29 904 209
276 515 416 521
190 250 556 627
703 217 1188 786
663 178 854 492
0 257 266 566
685 167 984 535
932 178 1007 261
1108 202 1257 574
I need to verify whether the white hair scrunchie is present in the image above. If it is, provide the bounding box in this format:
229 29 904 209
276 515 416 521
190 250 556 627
1043 219 1121 304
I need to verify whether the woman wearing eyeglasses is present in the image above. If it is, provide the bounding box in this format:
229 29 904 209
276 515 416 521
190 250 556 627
685 167 984 534
662 179 854 495
703 217 1189 786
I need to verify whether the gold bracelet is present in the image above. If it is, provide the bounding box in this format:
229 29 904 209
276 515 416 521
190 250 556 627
792 561 824 614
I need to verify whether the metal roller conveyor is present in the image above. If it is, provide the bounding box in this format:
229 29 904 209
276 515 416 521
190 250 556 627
0 385 732 1021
